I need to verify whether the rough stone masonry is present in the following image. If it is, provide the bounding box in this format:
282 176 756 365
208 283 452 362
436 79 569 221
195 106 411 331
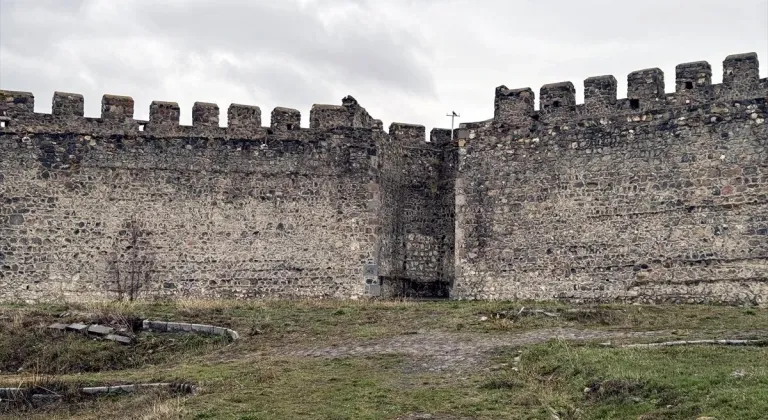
1 51 767 305
455 52 768 305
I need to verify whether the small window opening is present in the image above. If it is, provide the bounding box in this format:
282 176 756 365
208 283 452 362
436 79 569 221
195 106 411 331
286 124 294 130
138 123 145 131
630 99 640 109
0 121 6 128
685 81 694 90
552 100 561 108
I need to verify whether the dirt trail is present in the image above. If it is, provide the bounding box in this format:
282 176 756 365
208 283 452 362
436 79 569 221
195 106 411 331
285 328 669 371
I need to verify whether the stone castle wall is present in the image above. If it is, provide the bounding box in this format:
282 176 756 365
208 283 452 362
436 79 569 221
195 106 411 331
0 93 394 301
454 53 768 305
2 50 767 305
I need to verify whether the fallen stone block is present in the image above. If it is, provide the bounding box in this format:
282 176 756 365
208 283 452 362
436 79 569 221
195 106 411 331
87 324 114 336
81 384 136 395
105 334 133 345
66 323 88 332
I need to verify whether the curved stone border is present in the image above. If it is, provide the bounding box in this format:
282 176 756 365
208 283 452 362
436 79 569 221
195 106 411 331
602 339 768 348
0 382 196 403
142 320 239 341
81 382 197 395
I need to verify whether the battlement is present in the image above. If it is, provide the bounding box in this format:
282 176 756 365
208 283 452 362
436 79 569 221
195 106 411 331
0 92 381 140
149 101 181 127
309 95 376 130
192 102 220 127
228 104 261 130
389 122 426 145
490 52 766 128
52 92 85 117
429 128 453 146
0 90 35 115
101 94 134 122
539 82 576 117
493 87 535 125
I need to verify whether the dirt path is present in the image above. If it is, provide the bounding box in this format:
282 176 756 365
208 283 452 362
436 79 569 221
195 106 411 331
284 328 669 371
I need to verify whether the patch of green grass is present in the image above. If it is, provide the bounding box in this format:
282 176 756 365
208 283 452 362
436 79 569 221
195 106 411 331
0 300 767 419
12 299 768 348
170 354 544 420
485 340 768 419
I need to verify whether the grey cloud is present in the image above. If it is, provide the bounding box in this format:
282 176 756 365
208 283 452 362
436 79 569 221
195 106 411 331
126 0 435 96
0 0 437 124
216 57 335 108
1 0 766 130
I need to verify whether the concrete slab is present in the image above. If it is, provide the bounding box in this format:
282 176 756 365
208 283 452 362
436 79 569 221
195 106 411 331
66 323 88 332
87 324 114 336
105 334 133 345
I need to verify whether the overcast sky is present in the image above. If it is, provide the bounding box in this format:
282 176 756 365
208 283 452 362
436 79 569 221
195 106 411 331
1 0 767 132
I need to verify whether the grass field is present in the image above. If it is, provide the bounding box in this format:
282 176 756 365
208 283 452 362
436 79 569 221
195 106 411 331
0 299 766 419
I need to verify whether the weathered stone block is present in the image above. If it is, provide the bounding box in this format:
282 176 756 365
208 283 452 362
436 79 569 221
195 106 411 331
144 320 168 332
627 68 665 100
192 102 220 127
101 94 134 121
228 104 261 129
540 82 576 111
430 128 452 145
723 52 759 90
52 92 84 117
0 90 34 116
66 323 88 332
310 104 348 129
105 334 133 345
87 324 114 336
271 107 300 130
584 75 617 107
190 323 214 334
675 61 712 92
149 101 180 125
389 123 425 143
494 86 534 124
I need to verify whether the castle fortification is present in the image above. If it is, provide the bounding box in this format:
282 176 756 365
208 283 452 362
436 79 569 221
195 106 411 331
1 52 766 304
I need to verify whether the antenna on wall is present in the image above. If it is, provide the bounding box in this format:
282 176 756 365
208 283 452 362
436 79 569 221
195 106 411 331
446 110 460 141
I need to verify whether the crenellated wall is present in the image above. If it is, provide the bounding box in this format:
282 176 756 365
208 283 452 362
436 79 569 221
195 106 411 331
455 52 768 305
2 50 767 305
0 92 390 301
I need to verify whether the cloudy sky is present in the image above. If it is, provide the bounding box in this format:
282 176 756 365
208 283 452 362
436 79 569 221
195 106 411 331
1 0 767 131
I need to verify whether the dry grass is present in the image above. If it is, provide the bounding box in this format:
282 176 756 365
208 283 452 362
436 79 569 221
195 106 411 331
0 299 766 419
134 395 185 420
